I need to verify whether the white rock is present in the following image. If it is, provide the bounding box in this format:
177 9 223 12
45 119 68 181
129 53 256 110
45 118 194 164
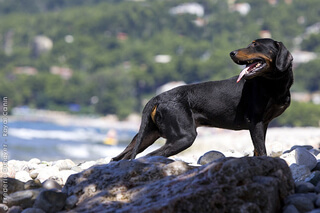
28 158 41 170
268 142 284 157
280 152 296 166
79 161 96 170
35 166 60 183
54 159 76 171
58 170 78 185
295 148 317 170
9 160 28 172
28 158 41 164
15 171 32 182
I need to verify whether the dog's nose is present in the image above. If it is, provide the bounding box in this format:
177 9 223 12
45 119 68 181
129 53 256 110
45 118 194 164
230 51 237 57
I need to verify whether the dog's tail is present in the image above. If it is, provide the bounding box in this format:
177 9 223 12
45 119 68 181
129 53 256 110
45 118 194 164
130 99 158 160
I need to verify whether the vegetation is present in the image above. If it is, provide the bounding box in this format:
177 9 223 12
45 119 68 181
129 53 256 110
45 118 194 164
0 0 319 124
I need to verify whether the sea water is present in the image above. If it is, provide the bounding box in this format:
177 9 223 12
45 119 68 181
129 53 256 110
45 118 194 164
5 121 137 161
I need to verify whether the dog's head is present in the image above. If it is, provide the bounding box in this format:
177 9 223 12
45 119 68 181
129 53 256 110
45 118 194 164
230 38 293 82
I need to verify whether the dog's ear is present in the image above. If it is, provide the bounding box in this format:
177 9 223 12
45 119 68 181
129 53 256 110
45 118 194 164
276 42 293 71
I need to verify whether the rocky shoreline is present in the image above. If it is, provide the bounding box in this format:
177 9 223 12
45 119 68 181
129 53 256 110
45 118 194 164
2 145 320 212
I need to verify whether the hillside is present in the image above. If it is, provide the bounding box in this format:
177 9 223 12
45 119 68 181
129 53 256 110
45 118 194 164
0 0 319 124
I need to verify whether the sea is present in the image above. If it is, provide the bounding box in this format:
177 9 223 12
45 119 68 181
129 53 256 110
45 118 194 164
4 120 138 162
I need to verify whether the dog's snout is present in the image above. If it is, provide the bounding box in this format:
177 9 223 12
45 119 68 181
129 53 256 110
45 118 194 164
230 51 237 57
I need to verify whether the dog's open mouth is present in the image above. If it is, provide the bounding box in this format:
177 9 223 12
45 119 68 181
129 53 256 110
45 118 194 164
236 59 266 83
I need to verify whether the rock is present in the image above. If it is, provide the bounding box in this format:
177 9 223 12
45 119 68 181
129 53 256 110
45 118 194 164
63 156 294 213
0 204 8 213
7 206 22 213
29 172 39 180
33 190 67 213
0 178 24 201
6 189 41 209
310 149 320 157
21 208 45 213
282 204 300 213
284 193 317 212
65 195 78 210
315 195 320 207
24 179 42 190
197 150 225 165
54 159 76 171
71 166 82 173
315 181 320 193
0 164 16 178
305 171 320 186
58 170 78 185
280 151 296 166
8 160 28 173
35 166 59 183
309 209 320 213
290 163 311 182
284 145 314 154
27 158 41 170
78 161 96 170
268 142 283 157
15 171 31 182
42 179 62 190
162 161 192 176
295 148 317 170
295 181 315 193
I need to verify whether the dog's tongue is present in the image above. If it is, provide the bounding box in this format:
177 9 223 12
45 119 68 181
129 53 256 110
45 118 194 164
236 66 250 83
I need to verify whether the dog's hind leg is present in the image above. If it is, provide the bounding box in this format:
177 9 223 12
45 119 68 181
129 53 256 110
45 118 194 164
111 127 160 161
146 105 197 158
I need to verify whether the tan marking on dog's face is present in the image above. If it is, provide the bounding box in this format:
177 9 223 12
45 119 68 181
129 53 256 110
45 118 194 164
234 50 273 67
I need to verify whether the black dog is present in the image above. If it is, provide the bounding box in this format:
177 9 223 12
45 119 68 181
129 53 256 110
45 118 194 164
112 38 293 161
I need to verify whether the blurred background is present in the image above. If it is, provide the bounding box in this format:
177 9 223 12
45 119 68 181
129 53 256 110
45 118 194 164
0 0 319 161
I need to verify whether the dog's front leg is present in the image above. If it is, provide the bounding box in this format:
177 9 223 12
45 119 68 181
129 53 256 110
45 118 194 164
249 122 268 156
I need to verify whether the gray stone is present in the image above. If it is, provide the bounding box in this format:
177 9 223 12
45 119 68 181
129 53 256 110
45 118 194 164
290 163 311 182
65 195 78 210
6 189 41 208
315 195 320 207
295 147 317 170
305 171 320 186
24 179 42 190
285 193 317 212
33 190 67 213
309 209 320 213
315 181 320 193
309 149 320 157
42 179 62 190
197 150 225 165
295 181 315 193
0 178 24 201
7 206 23 213
282 204 300 213
63 156 294 213
21 208 45 213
